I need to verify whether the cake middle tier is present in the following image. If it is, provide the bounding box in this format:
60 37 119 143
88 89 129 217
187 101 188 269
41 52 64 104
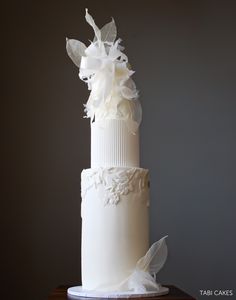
81 167 149 291
91 119 140 168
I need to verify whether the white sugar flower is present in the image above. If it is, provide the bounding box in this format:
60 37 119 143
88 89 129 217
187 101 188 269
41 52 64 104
66 9 141 132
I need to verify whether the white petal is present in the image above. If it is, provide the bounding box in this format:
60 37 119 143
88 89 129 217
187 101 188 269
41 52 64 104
136 236 168 275
85 8 101 41
100 17 117 43
66 38 86 67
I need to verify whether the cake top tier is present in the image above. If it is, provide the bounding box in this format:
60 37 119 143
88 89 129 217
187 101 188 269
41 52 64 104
66 9 142 133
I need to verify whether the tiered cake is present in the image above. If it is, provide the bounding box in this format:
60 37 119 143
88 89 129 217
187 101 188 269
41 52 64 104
82 120 149 291
66 9 168 297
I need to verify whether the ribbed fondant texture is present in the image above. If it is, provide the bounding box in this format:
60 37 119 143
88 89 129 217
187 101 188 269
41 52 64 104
91 119 139 168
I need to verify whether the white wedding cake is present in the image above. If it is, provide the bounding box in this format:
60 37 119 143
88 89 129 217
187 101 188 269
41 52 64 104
66 9 168 297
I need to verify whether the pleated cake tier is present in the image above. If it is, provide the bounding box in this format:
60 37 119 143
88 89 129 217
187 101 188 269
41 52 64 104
91 119 139 168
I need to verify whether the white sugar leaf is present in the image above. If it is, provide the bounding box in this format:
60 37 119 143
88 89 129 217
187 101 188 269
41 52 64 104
136 236 168 275
85 8 101 41
100 18 117 43
66 38 86 67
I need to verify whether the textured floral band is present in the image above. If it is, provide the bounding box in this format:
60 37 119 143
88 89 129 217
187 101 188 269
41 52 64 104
81 167 149 206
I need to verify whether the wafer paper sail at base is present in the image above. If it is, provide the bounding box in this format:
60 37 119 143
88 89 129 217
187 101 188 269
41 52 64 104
91 236 168 293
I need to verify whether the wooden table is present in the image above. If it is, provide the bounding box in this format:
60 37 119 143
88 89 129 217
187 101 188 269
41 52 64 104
48 285 196 300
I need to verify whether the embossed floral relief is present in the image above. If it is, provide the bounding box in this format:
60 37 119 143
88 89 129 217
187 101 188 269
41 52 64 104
81 168 149 205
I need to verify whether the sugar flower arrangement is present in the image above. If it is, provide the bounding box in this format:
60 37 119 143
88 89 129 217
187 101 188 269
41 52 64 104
66 9 141 131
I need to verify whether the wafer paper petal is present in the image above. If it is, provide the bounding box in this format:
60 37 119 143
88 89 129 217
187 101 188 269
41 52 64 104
85 8 101 41
100 18 117 43
136 236 168 275
66 38 86 67
127 270 160 292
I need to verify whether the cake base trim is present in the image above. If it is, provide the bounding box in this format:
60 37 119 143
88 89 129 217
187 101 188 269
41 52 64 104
67 285 169 298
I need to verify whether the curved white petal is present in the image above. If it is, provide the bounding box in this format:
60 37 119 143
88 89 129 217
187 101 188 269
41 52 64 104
136 236 168 275
100 18 117 43
66 38 86 67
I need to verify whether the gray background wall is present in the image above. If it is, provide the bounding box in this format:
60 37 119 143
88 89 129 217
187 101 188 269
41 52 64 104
2 1 236 299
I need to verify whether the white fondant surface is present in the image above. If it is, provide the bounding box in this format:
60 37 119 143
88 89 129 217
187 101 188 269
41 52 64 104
67 285 169 298
91 119 139 168
81 167 149 291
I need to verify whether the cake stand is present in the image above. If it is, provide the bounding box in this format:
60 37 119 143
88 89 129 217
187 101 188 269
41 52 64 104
67 285 169 298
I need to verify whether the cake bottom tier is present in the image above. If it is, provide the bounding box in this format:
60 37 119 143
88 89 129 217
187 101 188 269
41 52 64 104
81 167 150 291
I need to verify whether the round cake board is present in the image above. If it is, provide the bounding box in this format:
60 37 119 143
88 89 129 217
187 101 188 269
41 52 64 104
67 285 169 298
